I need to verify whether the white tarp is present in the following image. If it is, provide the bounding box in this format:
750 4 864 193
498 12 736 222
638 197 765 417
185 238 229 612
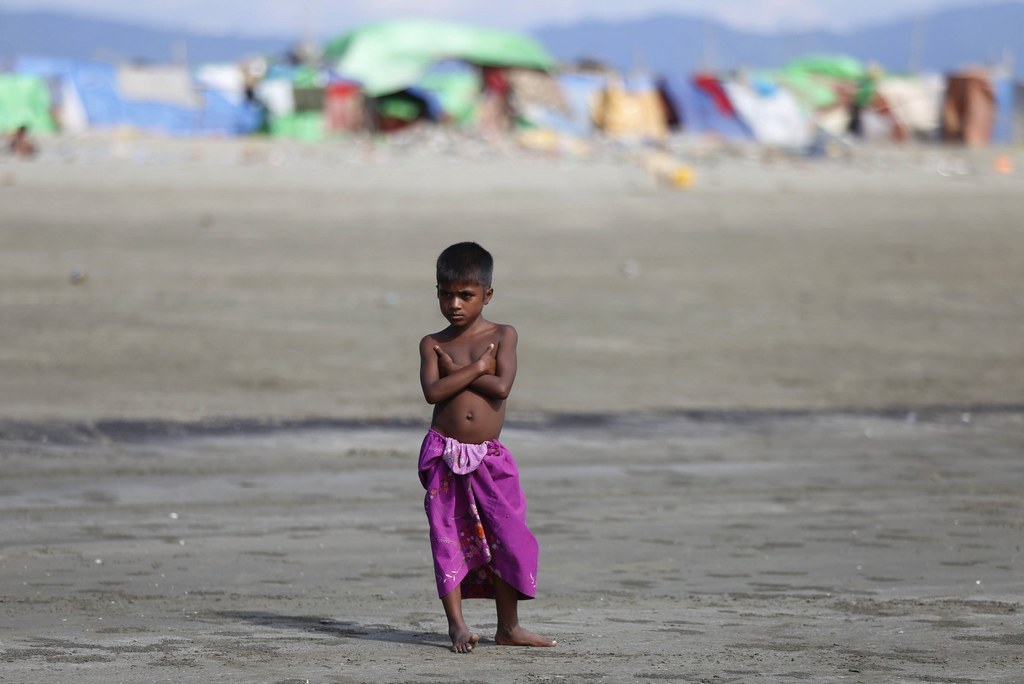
877 74 944 137
254 78 294 117
117 65 200 108
724 81 813 149
59 78 88 134
195 64 246 106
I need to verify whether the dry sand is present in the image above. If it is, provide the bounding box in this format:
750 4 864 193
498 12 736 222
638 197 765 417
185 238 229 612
1 137 1023 682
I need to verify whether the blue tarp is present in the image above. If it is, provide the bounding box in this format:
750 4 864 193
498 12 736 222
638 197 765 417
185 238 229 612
198 88 263 135
8 56 261 135
663 75 754 140
992 73 1014 144
555 72 608 136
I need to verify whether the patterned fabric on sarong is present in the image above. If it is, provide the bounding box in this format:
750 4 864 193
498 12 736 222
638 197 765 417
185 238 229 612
418 428 539 600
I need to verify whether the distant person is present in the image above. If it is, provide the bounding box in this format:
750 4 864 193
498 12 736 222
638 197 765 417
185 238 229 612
8 126 37 159
417 242 556 653
479 66 512 136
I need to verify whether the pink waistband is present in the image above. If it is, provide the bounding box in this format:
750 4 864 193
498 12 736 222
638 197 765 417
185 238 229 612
428 428 492 475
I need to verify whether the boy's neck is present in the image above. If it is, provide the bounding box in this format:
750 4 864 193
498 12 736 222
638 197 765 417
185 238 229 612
448 315 490 335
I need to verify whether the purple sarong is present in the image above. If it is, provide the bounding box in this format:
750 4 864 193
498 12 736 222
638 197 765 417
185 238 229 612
418 428 539 600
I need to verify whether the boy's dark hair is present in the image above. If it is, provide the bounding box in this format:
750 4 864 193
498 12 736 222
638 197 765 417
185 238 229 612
436 242 493 288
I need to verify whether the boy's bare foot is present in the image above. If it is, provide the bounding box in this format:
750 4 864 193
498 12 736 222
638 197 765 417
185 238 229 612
494 625 557 647
449 627 480 653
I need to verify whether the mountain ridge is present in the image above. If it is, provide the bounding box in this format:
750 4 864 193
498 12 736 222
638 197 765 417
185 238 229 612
0 4 1020 73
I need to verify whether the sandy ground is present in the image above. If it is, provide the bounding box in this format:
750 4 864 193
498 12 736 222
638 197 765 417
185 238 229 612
1 137 1023 682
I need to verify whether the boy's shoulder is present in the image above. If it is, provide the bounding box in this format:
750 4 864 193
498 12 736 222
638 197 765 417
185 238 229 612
492 322 518 340
418 323 516 355
419 330 446 349
477 320 518 342
420 321 517 343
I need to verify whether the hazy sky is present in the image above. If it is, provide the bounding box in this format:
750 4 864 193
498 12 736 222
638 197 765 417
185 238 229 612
0 0 1015 37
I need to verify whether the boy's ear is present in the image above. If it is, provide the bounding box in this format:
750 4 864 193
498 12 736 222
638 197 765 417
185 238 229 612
483 287 494 304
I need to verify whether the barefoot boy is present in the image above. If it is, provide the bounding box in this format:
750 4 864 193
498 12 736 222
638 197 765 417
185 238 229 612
418 242 556 653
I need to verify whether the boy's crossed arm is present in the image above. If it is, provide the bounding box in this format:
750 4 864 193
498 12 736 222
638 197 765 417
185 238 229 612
419 327 518 404
435 340 516 400
419 338 496 405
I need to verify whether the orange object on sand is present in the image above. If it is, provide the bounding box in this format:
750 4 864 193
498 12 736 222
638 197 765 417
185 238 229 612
994 155 1014 174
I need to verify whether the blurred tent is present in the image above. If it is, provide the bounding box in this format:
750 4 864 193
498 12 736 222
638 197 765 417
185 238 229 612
942 69 997 146
508 67 572 130
415 60 482 125
194 63 249 105
941 68 1016 146
0 73 57 133
784 55 867 82
1015 82 1024 142
742 55 943 143
875 74 944 140
723 79 812 149
990 70 1014 144
118 65 199 108
324 20 556 97
664 73 754 140
767 56 873 136
551 72 609 136
4 58 87 133
8 57 262 136
257 64 334 141
592 74 669 141
375 90 432 132
323 82 365 134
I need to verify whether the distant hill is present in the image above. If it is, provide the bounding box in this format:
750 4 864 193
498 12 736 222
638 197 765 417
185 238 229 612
0 3 1021 73
533 2 1024 74
0 10 294 64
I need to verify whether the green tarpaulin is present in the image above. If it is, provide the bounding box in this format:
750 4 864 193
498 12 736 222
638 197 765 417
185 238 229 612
269 111 325 141
418 70 481 125
783 55 867 81
759 55 876 111
324 20 556 97
0 74 56 134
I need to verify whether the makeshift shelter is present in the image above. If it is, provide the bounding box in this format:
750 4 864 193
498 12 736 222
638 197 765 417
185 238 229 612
943 68 1015 146
764 56 874 136
258 65 334 141
990 71 1015 144
414 60 482 125
723 79 812 149
942 70 996 146
876 74 944 140
324 82 365 133
508 67 571 130
552 72 609 136
4 58 87 133
194 64 248 105
0 73 56 133
1014 83 1024 143
665 73 754 140
324 21 556 98
592 74 669 141
9 57 261 136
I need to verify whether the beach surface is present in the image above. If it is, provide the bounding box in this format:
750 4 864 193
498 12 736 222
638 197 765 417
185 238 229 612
1 137 1022 682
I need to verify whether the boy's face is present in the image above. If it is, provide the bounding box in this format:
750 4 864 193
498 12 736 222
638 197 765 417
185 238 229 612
436 280 492 328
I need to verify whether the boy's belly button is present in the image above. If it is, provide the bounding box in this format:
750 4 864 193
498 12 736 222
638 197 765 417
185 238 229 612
465 412 474 421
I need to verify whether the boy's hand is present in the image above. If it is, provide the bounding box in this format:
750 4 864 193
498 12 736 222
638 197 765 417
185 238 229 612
433 346 459 377
475 343 497 376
